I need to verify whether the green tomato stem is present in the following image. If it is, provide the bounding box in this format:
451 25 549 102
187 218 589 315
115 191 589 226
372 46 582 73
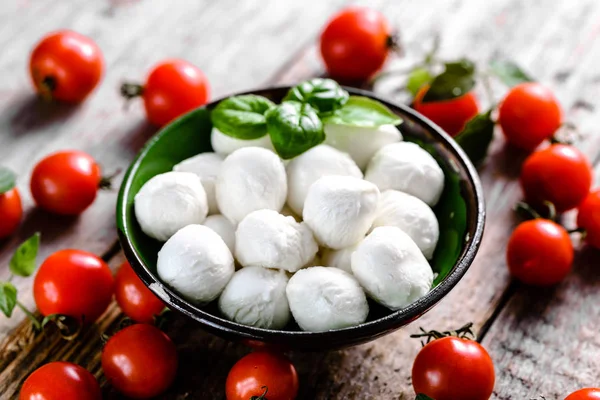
16 301 41 331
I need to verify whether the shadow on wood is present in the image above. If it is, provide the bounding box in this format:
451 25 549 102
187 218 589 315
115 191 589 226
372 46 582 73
8 95 81 136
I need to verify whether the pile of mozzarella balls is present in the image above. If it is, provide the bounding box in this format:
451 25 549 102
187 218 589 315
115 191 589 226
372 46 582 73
134 122 445 332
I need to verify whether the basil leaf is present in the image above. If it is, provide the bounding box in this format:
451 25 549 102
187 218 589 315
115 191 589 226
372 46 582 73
284 78 349 114
266 101 324 160
422 59 476 102
0 167 16 194
489 60 533 87
407 67 433 97
454 110 495 166
416 395 436 400
211 95 275 140
323 96 402 127
9 233 41 277
0 282 17 318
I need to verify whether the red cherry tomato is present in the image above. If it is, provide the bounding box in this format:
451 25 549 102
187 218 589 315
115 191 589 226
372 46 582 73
20 361 101 400
499 82 562 151
413 86 480 136
0 188 23 239
30 150 102 215
33 249 114 323
102 324 178 399
412 336 495 400
124 59 210 127
320 7 392 81
506 219 573 285
520 144 592 212
115 261 164 323
29 30 104 103
577 189 600 249
566 388 600 400
226 352 299 400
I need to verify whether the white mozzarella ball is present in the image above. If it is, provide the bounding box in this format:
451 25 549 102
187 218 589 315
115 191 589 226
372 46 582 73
203 214 236 253
321 242 361 274
173 152 223 215
286 144 363 215
286 266 369 332
372 190 440 259
157 224 234 304
235 209 318 273
211 127 274 156
134 172 208 241
324 124 402 170
216 147 287 224
365 142 445 206
303 175 380 249
351 226 433 310
218 266 290 329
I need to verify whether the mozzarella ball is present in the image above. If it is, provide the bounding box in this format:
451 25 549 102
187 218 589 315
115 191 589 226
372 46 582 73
216 147 287 224
351 226 433 310
211 127 274 156
365 142 445 206
134 172 208 241
157 224 234 304
203 214 236 253
286 266 369 332
303 175 380 249
218 266 290 329
372 190 439 259
324 124 402 170
173 152 223 215
321 242 361 274
235 209 318 273
286 144 363 215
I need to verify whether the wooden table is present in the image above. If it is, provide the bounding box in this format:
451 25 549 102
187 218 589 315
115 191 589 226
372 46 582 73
1 0 600 398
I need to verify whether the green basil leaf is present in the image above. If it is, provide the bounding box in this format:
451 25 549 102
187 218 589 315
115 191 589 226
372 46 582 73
9 233 41 277
0 282 17 318
454 110 495 166
211 95 275 140
0 167 16 194
284 78 349 114
266 101 324 160
489 59 534 87
415 394 436 400
422 59 476 102
322 96 402 127
407 67 433 97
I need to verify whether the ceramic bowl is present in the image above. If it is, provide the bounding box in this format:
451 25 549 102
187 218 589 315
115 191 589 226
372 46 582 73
117 86 485 351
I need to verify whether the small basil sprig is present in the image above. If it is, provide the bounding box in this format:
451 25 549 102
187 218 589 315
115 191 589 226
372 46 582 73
407 68 433 97
323 96 402 128
266 101 324 160
211 95 275 139
454 110 495 166
284 78 349 114
0 166 16 194
422 59 476 102
489 60 533 87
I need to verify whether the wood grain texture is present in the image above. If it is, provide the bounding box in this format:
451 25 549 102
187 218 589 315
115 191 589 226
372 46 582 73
1 0 600 399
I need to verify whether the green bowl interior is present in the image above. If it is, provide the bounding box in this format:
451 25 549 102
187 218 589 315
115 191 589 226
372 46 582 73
118 90 469 327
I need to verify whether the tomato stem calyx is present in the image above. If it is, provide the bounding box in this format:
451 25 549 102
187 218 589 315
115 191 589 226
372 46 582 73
99 169 122 190
250 386 269 400
41 314 82 341
410 322 475 345
120 83 144 99
514 201 556 222
386 34 403 56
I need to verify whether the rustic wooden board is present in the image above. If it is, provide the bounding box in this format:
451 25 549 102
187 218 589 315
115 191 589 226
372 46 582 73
2 0 600 399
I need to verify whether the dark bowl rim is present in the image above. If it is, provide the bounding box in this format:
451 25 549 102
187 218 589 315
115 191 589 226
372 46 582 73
117 85 486 344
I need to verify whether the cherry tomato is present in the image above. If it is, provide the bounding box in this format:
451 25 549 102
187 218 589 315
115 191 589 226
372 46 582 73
102 324 177 399
0 188 23 239
506 219 573 285
30 150 102 215
413 86 480 136
320 7 393 81
226 352 299 400
123 59 210 126
520 144 592 212
33 249 113 323
499 82 562 151
115 261 164 323
578 190 600 249
20 361 101 400
30 30 104 103
566 388 600 400
412 336 494 400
